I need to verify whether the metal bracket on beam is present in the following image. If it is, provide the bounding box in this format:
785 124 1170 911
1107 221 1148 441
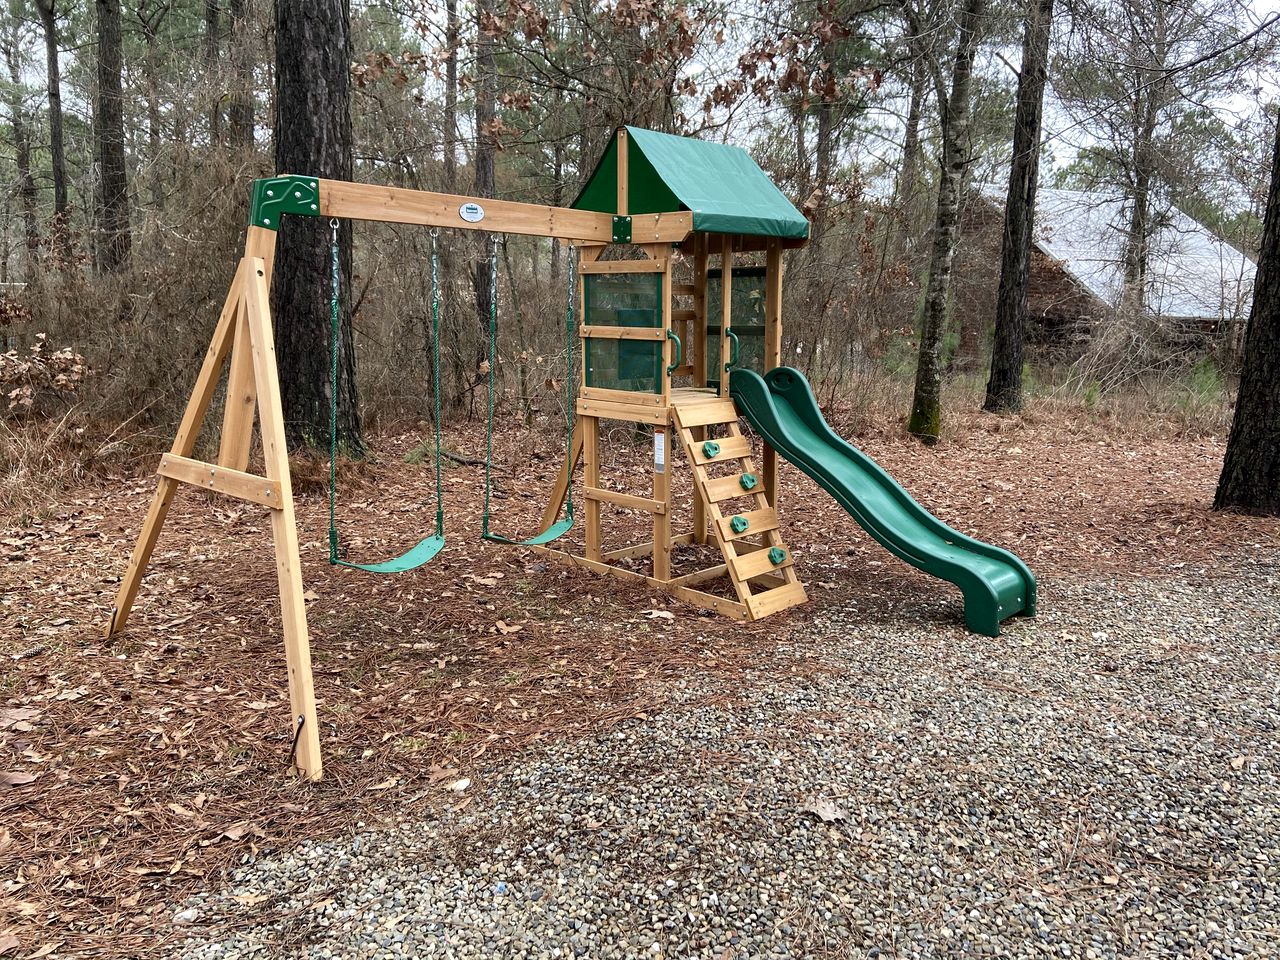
611 215 632 244
249 175 322 230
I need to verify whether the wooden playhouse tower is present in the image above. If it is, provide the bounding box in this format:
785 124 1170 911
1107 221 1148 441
532 126 813 621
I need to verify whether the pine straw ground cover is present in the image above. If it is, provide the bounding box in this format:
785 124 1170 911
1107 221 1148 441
2 405 1277 959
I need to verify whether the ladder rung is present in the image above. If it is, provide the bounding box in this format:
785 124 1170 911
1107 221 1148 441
676 402 740 428
715 507 779 541
730 544 795 579
703 473 764 503
746 580 807 619
691 435 751 465
673 283 696 297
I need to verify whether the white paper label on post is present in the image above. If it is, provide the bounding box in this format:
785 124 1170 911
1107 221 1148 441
654 429 667 473
459 202 485 223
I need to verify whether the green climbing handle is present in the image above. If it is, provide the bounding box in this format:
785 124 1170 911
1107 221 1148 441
725 328 741 372
666 328 682 376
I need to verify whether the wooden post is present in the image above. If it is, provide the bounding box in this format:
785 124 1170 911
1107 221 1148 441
719 235 733 398
654 255 673 579
218 226 278 471
583 415 601 561
691 233 709 543
242 257 322 780
107 262 250 637
763 239 783 506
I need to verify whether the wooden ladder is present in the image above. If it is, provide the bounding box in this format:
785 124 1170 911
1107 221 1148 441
672 398 808 620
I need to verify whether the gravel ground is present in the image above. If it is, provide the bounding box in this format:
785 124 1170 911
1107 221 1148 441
174 559 1280 960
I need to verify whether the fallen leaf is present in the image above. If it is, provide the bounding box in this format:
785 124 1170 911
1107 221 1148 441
232 893 269 906
0 772 37 789
799 796 848 823
643 609 675 620
1230 755 1246 770
303 590 320 602
0 932 17 957
446 777 471 793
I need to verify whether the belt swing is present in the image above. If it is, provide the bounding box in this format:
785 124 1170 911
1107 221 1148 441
326 220 446 573
481 237 577 546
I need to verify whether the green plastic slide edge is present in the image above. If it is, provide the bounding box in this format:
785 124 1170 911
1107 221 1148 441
250 175 322 230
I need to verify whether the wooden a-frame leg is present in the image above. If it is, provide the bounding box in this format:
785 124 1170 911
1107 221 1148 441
218 305 258 472
537 416 585 533
107 262 249 637
243 257 322 780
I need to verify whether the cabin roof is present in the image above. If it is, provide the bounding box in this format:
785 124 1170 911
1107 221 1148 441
574 126 810 241
977 185 1255 322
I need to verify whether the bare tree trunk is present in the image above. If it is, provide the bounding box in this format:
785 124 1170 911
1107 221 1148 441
93 0 132 274
2 32 39 279
984 0 1054 413
472 0 497 372
205 0 222 146
274 0 362 452
1215 121 1280 515
227 0 253 149
443 0 459 194
33 0 70 263
137 5 169 210
907 0 985 442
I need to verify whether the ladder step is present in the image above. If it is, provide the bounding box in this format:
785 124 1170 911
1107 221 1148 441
703 473 764 503
676 401 740 428
715 507 779 541
673 283 696 297
746 580 808 619
690 434 751 465
730 544 795 580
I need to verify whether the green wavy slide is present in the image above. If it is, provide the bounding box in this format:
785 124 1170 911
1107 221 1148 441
730 367 1036 636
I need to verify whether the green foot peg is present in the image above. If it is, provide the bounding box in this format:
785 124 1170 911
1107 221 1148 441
739 472 758 491
730 515 749 534
768 547 787 566
702 440 721 459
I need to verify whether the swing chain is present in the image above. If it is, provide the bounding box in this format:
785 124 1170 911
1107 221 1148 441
328 218 343 564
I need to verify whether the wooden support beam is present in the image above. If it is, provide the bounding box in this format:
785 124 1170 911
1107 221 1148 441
107 260 250 638
575 398 669 426
537 417 584 533
317 178 691 244
617 127 629 216
158 454 282 509
719 235 733 398
763 238 783 506
218 225 279 472
583 415 601 561
585 486 666 515
578 325 666 340
580 259 666 275
242 257 322 781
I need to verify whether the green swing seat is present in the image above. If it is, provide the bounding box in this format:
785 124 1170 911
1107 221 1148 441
326 226 576 572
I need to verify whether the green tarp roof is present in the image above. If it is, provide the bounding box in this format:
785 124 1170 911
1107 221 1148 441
573 126 810 241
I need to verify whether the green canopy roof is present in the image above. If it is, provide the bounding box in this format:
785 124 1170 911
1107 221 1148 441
574 127 810 241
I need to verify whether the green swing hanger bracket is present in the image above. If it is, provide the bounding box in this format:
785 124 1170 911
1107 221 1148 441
611 215 632 244
249 175 321 230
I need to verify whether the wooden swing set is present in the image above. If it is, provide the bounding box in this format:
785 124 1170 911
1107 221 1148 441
107 127 814 779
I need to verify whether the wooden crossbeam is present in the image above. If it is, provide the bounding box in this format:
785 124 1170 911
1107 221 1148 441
158 454 281 508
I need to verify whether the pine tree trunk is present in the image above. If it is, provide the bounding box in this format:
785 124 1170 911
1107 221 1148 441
907 0 985 442
205 0 222 145
93 0 132 274
227 0 253 149
984 0 1054 413
1215 122 1280 515
274 0 362 453
34 0 70 263
2 37 39 279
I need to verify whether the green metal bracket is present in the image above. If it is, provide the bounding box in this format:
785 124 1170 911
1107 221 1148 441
768 547 787 566
730 515 749 534
249 175 321 230
725 328 741 372
611 215 632 244
739 472 758 491
702 440 721 460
